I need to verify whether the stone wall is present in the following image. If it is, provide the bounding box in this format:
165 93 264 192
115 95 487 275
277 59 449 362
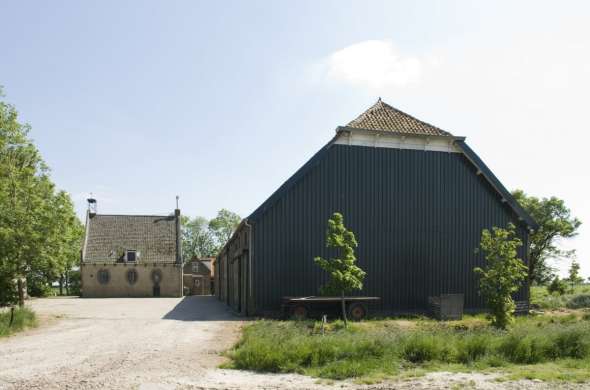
81 263 183 298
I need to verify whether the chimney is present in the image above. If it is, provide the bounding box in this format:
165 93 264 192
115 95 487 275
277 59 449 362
175 196 182 264
87 197 97 218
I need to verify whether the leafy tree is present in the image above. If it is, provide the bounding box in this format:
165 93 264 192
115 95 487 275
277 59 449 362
474 223 528 329
567 260 583 292
181 215 217 260
208 209 241 249
314 212 366 326
547 276 567 296
512 190 581 285
0 88 82 305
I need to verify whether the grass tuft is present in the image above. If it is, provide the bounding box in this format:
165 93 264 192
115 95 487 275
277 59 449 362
0 307 37 337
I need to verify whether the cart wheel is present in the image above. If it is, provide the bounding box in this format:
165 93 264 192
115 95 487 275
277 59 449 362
348 303 367 321
291 305 308 320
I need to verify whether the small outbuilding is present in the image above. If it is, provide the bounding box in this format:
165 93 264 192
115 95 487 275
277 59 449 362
216 100 537 316
183 257 214 295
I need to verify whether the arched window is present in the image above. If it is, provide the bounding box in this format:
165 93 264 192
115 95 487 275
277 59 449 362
97 269 110 285
127 269 138 285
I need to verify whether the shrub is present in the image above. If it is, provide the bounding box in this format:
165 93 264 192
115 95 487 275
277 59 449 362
566 294 590 309
455 334 491 363
548 277 568 296
498 333 548 364
402 334 445 363
548 328 590 359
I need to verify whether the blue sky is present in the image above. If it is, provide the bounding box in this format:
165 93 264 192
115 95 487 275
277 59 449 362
2 1 589 277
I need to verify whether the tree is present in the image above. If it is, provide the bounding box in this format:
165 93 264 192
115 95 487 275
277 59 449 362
547 276 567 296
0 88 82 305
181 215 217 260
474 223 528 329
208 209 241 249
567 260 583 292
314 212 366 326
512 190 581 285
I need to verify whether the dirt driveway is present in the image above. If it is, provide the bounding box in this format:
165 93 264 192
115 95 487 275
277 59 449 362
0 296 245 389
0 297 586 390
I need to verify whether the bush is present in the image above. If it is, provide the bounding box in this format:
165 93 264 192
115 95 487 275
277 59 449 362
548 277 568 296
455 334 492 363
499 333 549 364
401 334 446 363
566 294 590 309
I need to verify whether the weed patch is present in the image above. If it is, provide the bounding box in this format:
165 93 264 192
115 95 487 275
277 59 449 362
0 307 37 337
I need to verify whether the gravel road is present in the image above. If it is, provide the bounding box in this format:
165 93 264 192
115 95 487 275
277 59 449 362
0 297 587 390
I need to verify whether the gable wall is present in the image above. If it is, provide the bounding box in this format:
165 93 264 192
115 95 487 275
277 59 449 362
251 144 529 314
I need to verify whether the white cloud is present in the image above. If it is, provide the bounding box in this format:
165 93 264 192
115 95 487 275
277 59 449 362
320 40 427 89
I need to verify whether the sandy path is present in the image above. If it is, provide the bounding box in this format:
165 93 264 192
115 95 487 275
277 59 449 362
0 297 587 389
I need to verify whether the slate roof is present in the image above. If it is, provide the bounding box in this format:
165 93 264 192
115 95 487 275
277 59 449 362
83 214 178 263
346 98 452 136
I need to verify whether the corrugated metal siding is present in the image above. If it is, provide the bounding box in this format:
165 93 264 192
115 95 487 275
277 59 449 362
251 144 529 314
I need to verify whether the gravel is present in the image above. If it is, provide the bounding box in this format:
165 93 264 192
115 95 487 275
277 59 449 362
0 297 588 389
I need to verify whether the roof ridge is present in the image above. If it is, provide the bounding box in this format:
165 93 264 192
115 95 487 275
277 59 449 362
346 99 452 137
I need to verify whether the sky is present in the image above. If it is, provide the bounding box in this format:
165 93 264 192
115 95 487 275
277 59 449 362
1 1 589 278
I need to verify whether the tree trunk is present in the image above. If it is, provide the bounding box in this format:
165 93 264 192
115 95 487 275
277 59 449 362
17 278 24 307
341 290 347 328
9 307 15 327
65 270 69 296
59 275 64 296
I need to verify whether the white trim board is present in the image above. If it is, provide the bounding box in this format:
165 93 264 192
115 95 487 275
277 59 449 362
333 131 461 153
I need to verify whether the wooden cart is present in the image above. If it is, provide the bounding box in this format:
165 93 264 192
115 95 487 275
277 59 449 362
281 296 380 321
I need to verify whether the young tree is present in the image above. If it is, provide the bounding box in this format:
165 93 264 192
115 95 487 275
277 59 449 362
208 209 241 249
567 260 583 292
547 276 567 296
474 223 528 329
512 190 581 285
314 212 365 326
181 215 217 259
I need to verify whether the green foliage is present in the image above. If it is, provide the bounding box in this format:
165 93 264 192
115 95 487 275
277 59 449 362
226 316 590 380
474 224 528 329
531 284 590 309
0 89 83 305
566 294 590 309
547 276 568 296
181 215 217 259
567 260 584 292
208 209 241 248
512 190 581 285
0 307 37 337
67 269 81 296
314 212 365 296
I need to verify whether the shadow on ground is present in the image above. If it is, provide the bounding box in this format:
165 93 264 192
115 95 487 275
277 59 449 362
163 295 241 321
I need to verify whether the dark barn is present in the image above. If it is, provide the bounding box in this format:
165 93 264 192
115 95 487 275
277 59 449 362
216 100 537 316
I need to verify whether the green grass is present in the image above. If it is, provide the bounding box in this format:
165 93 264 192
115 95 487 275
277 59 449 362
224 313 590 383
531 284 590 309
0 307 38 337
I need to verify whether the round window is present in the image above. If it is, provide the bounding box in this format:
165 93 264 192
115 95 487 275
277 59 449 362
127 269 138 285
151 269 163 284
97 269 110 285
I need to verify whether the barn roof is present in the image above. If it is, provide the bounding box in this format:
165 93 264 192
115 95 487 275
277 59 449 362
347 98 452 136
245 100 537 230
82 214 178 263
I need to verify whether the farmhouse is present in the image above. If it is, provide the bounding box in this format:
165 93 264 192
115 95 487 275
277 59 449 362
216 99 537 316
80 199 183 298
